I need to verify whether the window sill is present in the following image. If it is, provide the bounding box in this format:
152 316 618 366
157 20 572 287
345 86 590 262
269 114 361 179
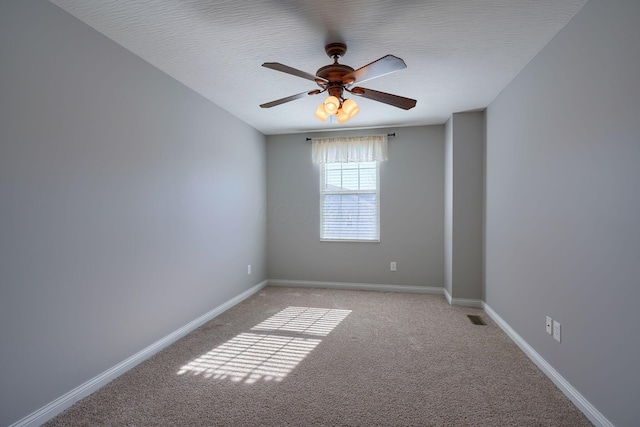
320 239 380 243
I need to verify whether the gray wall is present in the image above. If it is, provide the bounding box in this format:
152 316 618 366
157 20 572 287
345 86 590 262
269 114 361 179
0 1 266 425
447 112 485 300
267 126 444 287
485 0 640 425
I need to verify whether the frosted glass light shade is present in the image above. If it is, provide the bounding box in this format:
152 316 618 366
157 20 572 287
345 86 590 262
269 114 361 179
324 96 340 115
342 98 360 118
315 104 329 121
336 108 350 123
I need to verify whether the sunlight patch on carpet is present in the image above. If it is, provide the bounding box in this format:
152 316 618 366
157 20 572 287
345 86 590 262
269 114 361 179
177 306 351 383
251 306 352 336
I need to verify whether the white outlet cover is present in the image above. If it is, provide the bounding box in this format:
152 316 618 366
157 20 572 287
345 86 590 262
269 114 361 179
247 265 251 275
546 316 552 335
553 320 561 342
390 262 397 271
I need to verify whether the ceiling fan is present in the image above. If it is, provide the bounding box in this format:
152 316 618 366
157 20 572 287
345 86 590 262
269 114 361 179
260 43 417 123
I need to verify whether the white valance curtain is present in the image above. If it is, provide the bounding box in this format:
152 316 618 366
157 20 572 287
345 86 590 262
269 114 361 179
311 134 388 164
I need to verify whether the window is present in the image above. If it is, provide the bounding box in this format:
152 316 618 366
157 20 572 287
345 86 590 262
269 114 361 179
320 161 380 242
312 134 387 242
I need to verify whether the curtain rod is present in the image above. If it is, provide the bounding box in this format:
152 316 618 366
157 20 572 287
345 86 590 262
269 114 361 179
306 133 395 142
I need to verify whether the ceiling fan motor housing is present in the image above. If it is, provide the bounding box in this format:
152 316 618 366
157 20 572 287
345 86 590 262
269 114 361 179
316 63 354 94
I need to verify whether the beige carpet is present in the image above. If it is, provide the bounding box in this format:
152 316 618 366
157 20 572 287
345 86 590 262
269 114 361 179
46 286 592 426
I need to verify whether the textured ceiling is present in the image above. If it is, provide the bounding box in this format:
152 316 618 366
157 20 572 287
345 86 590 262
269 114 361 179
50 0 588 135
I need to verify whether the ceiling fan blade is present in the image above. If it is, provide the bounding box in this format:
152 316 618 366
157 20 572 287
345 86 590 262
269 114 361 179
342 55 407 86
260 90 321 108
262 62 328 83
350 87 417 110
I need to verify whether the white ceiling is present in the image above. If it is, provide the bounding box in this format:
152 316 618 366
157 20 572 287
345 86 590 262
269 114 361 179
50 0 587 135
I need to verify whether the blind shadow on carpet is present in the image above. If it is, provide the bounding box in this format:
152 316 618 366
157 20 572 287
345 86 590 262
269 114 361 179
176 306 351 384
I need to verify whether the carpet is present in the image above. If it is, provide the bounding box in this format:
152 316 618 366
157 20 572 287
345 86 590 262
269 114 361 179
45 286 592 426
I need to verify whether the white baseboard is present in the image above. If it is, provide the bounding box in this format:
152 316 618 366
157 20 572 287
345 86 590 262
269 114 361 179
11 280 268 427
268 279 444 295
483 303 613 427
443 288 483 308
444 288 452 304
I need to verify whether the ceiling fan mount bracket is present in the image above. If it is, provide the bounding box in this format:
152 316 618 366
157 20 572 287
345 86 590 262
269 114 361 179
324 43 347 59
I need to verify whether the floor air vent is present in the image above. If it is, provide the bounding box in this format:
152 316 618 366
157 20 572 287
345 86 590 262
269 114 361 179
467 315 486 325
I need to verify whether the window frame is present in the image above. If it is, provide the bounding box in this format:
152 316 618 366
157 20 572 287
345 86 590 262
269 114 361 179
319 161 381 243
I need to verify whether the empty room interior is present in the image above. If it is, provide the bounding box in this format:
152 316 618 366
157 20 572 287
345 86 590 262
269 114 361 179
1 0 638 426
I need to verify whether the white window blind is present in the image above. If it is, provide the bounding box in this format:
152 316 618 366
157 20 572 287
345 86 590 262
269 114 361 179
320 161 380 241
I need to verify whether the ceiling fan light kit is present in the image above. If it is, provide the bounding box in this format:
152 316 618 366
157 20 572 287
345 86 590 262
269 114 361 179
260 43 416 124
316 94 358 123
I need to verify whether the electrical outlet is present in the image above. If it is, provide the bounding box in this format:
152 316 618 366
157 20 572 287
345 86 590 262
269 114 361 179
546 316 552 335
553 320 561 342
247 264 251 275
390 262 397 272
